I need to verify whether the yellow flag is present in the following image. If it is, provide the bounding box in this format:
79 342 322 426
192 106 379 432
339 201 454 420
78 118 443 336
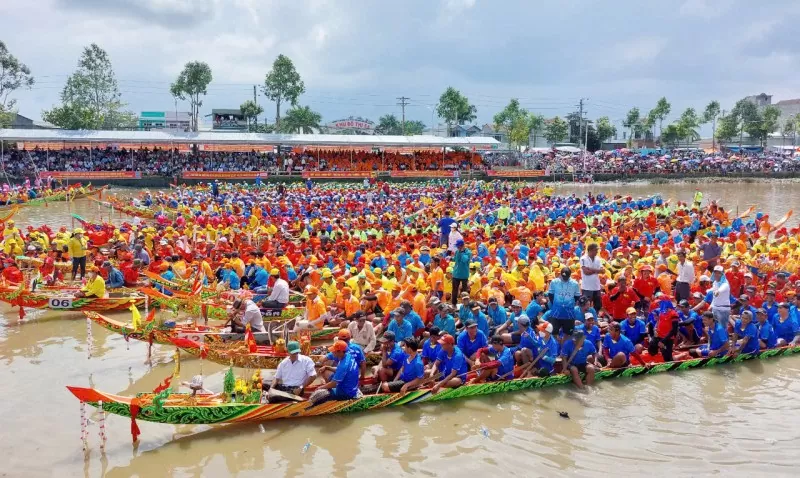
130 302 141 329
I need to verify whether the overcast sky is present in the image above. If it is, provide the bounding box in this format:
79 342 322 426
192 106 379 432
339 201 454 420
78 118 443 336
4 0 800 131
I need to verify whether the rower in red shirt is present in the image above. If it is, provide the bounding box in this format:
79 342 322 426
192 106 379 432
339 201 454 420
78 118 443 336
608 276 640 321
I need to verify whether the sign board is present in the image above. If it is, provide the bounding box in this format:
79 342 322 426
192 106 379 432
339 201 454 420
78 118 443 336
326 118 375 133
302 171 375 179
486 170 546 177
40 171 141 179
176 332 205 343
182 171 266 180
390 171 456 178
48 297 74 309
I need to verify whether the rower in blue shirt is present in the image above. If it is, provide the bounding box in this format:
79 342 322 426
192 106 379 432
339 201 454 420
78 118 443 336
732 310 760 355
456 319 488 366
691 311 729 358
421 327 443 367
560 329 597 389
756 308 777 349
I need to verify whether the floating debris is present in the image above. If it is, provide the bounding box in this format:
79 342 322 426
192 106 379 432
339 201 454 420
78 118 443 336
558 411 570 419
480 425 490 438
302 439 312 454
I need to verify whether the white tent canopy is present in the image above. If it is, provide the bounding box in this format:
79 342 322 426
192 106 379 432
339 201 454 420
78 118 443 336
0 129 501 148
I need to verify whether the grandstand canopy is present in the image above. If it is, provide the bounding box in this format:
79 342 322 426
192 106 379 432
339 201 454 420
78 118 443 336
0 129 501 148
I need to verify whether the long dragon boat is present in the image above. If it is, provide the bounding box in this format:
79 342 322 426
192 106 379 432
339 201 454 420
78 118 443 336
0 285 145 312
142 286 304 322
142 271 306 306
67 345 800 427
88 196 180 220
85 311 340 347
0 185 107 210
168 335 378 369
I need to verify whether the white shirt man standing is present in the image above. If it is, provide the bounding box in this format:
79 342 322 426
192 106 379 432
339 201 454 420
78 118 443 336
579 243 603 311
675 249 695 302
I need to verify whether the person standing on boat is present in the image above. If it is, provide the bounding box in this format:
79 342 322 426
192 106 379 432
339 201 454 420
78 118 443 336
68 228 87 280
579 243 603 312
698 232 722 272
674 249 695 303
693 265 731 327
548 267 582 342
450 239 471 305
268 340 316 399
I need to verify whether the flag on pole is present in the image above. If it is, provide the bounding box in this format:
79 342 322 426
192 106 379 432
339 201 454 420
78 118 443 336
129 301 141 329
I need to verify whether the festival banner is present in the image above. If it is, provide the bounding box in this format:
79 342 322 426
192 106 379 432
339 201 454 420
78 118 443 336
302 171 374 179
40 171 141 179
199 144 275 153
486 170 546 178
182 171 267 180
390 170 457 178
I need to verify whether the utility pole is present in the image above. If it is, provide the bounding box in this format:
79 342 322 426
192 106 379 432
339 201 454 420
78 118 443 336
253 85 258 127
397 96 410 135
577 98 588 169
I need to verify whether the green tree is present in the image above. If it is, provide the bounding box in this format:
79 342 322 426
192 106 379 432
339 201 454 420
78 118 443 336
595 116 617 144
716 114 738 144
436 87 477 136
239 99 264 130
749 105 780 147
170 61 212 132
43 43 136 129
262 54 305 129
544 116 568 144
494 99 532 147
652 97 671 137
404 120 426 135
676 107 701 143
661 124 681 147
0 41 35 127
644 110 657 140
277 105 321 133
703 100 721 151
375 114 402 135
528 114 545 147
624 107 641 143
585 125 601 152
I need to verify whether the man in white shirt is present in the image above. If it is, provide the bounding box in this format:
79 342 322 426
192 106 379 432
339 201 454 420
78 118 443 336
229 298 266 333
579 243 603 311
268 341 316 400
447 223 464 253
692 265 730 327
347 311 377 352
262 268 290 309
674 249 695 303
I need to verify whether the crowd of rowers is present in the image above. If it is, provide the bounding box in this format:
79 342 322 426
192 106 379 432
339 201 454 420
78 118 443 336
2 181 800 403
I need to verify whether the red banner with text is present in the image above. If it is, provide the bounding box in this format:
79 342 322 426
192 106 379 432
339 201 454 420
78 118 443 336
301 171 375 179
40 171 141 179
182 171 267 180
390 170 458 178
486 170 546 178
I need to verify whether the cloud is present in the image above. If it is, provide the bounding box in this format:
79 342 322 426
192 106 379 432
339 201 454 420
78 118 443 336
3 0 800 128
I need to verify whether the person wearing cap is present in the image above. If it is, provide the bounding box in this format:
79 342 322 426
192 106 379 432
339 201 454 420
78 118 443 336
547 267 581 341
737 294 758 319
470 302 490 337
574 295 598 326
447 223 464 253
333 286 361 325
690 311 730 358
649 299 680 362
620 307 647 350
319 270 338 304
348 311 377 352
421 327 443 366
376 330 405 381
102 261 125 289
303 286 329 330
319 329 367 380
399 300 426 337
472 335 516 383
673 249 694 303
509 315 545 373
560 329 597 389
68 228 88 280
608 276 640 321
314 340 361 402
450 238 471 305
433 303 457 337
773 302 800 346
437 210 456 247
428 333 468 393
731 310 760 356
496 299 524 340
676 299 703 346
75 265 105 299
579 243 604 311
601 322 637 368
387 309 414 343
269 340 317 399
456 319 488 367
379 338 426 393
692 265 732 327
486 297 508 333
261 268 290 310
756 308 778 349
576 313 601 352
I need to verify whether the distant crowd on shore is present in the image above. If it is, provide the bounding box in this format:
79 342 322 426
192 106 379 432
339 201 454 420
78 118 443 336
1 145 799 178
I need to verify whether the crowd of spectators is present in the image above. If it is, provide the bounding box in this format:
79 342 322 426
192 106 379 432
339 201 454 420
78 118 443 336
0 147 486 177
3 145 800 178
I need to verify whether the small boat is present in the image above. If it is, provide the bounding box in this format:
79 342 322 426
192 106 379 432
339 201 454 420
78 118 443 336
85 311 340 347
0 285 145 312
68 346 800 428
169 335 378 369
0 185 107 210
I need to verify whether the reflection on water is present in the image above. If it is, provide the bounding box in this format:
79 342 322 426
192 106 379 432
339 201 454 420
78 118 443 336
3 183 800 477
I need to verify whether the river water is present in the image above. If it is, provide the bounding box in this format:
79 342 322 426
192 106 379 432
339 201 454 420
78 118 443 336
2 182 800 478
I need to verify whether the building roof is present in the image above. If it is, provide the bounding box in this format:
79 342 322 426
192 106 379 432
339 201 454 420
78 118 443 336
0 129 501 147
775 99 800 106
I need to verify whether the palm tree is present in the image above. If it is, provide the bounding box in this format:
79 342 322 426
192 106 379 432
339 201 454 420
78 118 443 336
278 105 322 133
